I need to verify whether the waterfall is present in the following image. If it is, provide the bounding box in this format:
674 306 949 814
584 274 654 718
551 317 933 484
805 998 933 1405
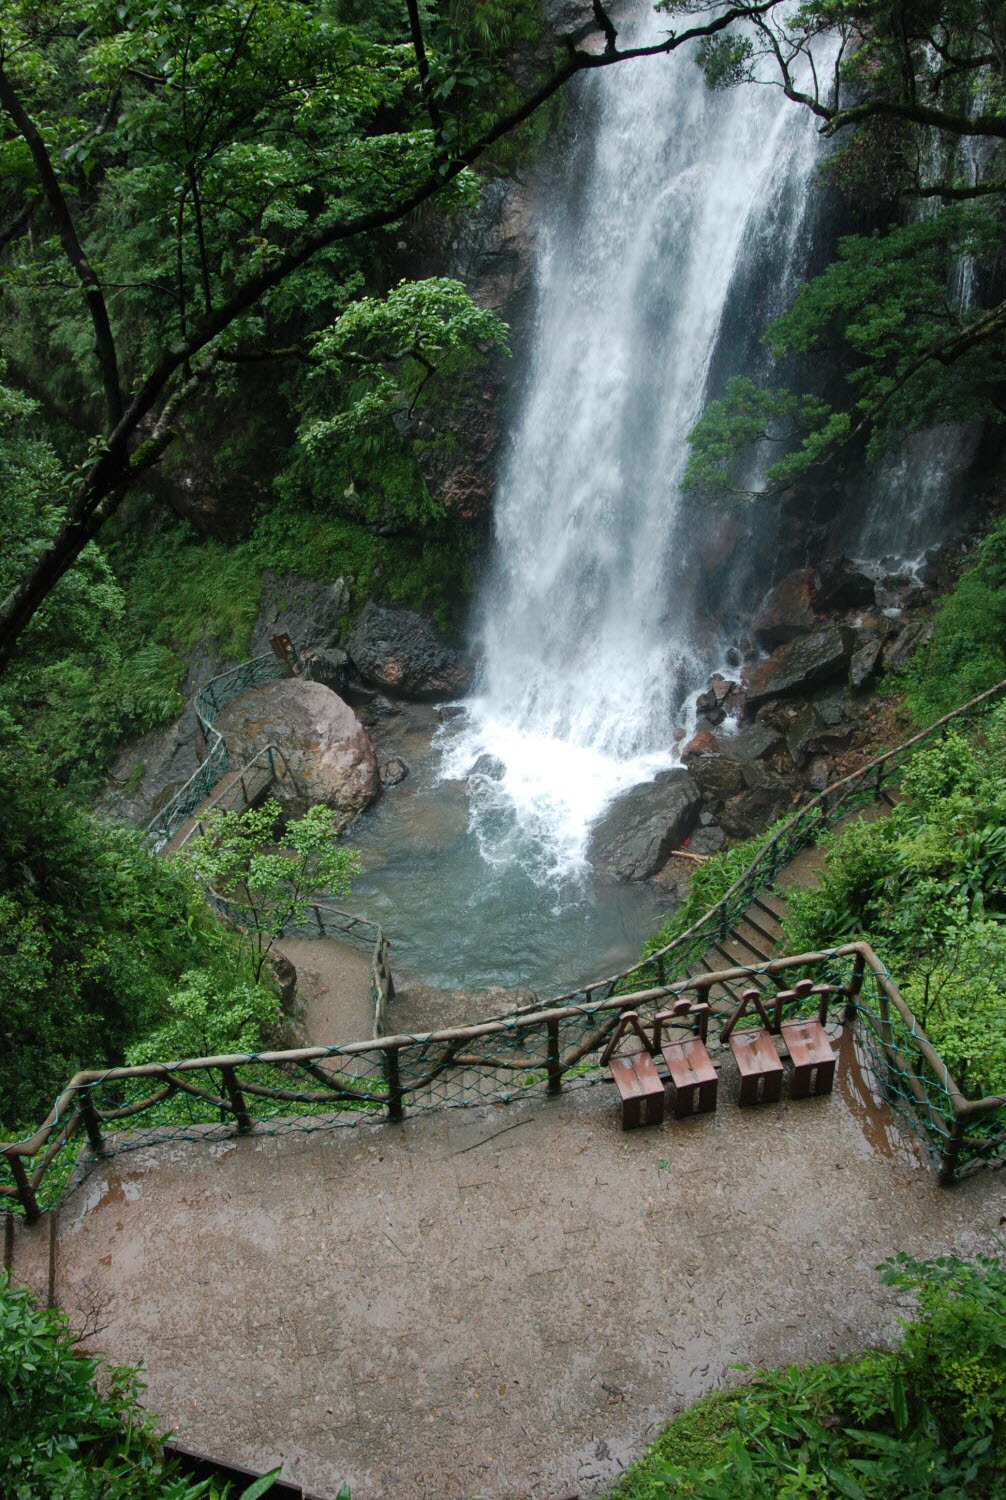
442 5 835 879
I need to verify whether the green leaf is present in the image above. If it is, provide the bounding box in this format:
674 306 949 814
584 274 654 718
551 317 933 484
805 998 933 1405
239 1469 284 1500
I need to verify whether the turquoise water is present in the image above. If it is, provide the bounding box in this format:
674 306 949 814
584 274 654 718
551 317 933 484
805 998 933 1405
345 704 670 995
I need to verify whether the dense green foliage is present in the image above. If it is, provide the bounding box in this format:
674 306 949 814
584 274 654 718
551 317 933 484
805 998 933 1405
608 1253 1006 1500
902 517 1006 723
0 742 280 1133
783 713 1006 1096
0 1271 279 1498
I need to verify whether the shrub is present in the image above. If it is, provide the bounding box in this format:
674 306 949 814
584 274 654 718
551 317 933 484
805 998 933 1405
0 1272 222 1498
903 516 1006 723
607 1254 1006 1500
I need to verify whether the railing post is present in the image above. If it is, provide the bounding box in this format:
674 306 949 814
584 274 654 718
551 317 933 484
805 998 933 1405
938 1110 966 1185
383 1045 405 1122
5 1153 40 1223
220 1067 253 1134
546 1017 562 1096
844 950 866 1020
78 1093 106 1154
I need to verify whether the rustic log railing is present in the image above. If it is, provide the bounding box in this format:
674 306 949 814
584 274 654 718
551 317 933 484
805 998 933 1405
3 943 1003 1218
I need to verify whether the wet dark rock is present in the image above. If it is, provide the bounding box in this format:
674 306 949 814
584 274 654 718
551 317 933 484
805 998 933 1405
347 603 473 700
806 756 832 792
695 673 743 725
687 825 727 857
850 637 884 691
588 771 702 881
468 753 506 781
97 712 204 829
299 645 349 695
720 771 792 840
685 752 745 803
437 704 466 723
250 571 351 659
543 0 601 39
786 704 827 769
744 626 854 707
380 757 409 788
753 569 817 647
728 723 784 761
811 557 876 614
361 694 402 724
810 690 855 731
876 574 930 612
883 619 934 673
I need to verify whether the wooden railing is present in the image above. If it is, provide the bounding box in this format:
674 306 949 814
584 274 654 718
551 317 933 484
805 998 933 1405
4 943 1003 1218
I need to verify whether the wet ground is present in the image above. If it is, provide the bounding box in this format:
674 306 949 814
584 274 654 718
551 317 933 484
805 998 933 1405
11 1039 1004 1500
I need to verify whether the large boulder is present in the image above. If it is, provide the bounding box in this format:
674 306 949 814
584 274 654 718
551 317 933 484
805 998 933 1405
720 767 793 840
684 752 745 804
744 626 854 707
347 603 472 699
811 557 876 614
753 569 817 647
884 619 934 673
214 678 379 817
587 771 702 881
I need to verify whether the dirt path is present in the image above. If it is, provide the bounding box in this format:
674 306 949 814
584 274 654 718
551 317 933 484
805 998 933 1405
20 1050 1003 1500
277 935 376 1047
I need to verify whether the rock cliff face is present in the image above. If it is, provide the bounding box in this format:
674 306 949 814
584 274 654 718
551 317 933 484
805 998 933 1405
347 603 473 699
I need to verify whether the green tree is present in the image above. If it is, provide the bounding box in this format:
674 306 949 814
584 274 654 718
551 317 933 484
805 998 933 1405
180 799 363 981
0 0 786 672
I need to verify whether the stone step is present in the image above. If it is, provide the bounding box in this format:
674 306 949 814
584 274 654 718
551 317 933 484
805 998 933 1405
740 903 784 948
752 891 787 923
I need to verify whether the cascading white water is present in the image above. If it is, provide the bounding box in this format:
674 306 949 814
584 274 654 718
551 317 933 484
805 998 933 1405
443 6 835 878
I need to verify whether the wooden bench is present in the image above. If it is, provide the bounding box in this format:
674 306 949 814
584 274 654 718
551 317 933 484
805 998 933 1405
600 1011 665 1130
722 987 784 1105
653 999 718 1118
776 979 836 1097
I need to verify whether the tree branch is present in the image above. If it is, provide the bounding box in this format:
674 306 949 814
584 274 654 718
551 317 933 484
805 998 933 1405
0 68 123 425
405 0 443 138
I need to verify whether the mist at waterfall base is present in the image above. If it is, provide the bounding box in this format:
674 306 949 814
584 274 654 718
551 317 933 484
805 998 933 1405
345 14 844 993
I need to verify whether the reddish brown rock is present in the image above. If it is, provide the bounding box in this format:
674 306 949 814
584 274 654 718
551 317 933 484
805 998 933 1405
753 569 817 648
744 626 854 707
681 728 720 757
